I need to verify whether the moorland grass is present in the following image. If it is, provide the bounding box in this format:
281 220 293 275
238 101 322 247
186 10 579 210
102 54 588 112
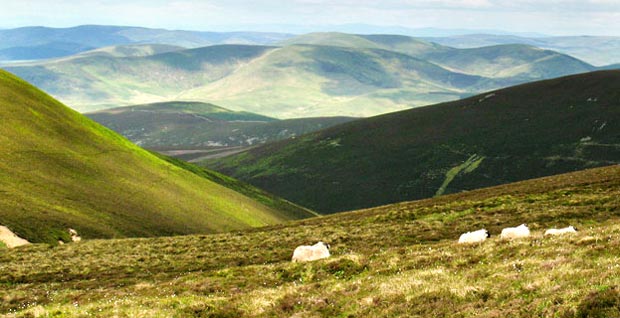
1 164 619 317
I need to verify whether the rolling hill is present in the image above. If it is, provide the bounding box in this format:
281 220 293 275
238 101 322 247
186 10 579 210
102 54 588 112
282 33 596 80
205 70 620 214
0 69 315 245
177 44 487 117
2 163 620 317
3 33 599 117
424 34 620 66
424 44 595 80
86 101 356 156
5 45 276 112
0 25 293 61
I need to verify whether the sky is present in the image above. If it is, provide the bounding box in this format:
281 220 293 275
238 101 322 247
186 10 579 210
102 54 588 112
1 0 619 36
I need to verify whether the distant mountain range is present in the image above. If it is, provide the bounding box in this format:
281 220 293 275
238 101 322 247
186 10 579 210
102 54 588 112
86 101 356 160
0 25 292 61
3 32 600 118
204 70 620 214
0 70 315 244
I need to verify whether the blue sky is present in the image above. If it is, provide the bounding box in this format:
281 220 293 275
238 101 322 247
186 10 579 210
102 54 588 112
1 0 619 35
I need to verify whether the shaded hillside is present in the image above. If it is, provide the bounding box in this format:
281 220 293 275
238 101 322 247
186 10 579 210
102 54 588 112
87 101 355 150
2 164 620 316
0 41 95 61
0 70 315 244
206 70 620 213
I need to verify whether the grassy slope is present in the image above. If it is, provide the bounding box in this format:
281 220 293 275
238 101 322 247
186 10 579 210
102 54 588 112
1 164 620 317
0 70 314 244
206 70 620 214
87 101 356 149
155 154 320 220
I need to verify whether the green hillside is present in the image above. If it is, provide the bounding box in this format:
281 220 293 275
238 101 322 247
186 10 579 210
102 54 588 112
87 101 355 151
205 70 620 213
3 33 598 118
2 164 620 317
0 70 315 244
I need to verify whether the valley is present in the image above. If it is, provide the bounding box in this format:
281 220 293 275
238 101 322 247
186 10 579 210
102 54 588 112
86 101 356 159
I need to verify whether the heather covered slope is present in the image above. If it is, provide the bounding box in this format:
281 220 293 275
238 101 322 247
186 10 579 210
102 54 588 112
0 70 315 244
206 70 620 213
2 164 620 317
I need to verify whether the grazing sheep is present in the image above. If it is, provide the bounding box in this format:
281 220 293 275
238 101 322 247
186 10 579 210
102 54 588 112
68 228 81 242
458 229 490 244
292 242 330 262
544 226 577 236
500 224 530 240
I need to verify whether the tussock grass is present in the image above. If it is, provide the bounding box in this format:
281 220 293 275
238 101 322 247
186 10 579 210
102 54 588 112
1 165 620 317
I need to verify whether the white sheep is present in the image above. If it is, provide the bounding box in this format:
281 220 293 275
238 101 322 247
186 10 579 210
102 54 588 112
458 229 490 244
500 224 530 240
291 242 330 262
544 226 577 236
68 228 81 242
